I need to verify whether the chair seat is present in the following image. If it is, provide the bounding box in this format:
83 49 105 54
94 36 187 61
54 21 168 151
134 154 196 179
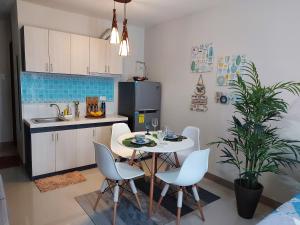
112 144 145 159
155 168 181 184
116 162 145 180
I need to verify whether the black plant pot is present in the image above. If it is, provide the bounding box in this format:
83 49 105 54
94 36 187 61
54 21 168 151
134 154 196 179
234 179 263 219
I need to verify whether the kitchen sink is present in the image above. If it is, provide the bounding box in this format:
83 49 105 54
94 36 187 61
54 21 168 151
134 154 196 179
31 117 64 124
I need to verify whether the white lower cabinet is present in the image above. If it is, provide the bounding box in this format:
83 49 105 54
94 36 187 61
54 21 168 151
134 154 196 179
76 128 96 167
31 132 56 176
31 125 113 177
95 126 112 148
55 130 78 171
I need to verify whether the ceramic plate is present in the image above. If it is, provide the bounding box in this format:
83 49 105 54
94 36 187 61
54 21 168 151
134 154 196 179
131 138 151 145
165 135 179 140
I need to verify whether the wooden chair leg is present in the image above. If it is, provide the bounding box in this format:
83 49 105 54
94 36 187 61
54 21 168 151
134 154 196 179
176 207 181 225
196 201 205 222
134 193 142 211
113 202 117 225
156 183 170 211
129 179 142 211
176 188 183 225
192 185 205 221
93 192 102 210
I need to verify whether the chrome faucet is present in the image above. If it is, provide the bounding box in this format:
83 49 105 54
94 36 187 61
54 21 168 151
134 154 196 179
50 104 61 117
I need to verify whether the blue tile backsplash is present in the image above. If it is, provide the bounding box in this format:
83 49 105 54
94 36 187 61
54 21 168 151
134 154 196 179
21 73 114 103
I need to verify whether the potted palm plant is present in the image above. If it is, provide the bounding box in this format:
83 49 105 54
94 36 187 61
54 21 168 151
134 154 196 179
212 62 300 219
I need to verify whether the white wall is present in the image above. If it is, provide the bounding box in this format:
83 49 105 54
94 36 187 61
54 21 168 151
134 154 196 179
17 0 145 117
0 18 13 143
145 0 300 203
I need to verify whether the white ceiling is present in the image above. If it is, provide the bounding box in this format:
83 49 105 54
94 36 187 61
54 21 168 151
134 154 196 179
21 0 231 27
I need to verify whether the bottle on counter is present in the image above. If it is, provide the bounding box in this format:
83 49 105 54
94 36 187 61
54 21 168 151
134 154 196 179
101 101 106 117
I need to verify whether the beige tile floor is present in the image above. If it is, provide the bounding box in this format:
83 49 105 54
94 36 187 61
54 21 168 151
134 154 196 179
0 166 273 225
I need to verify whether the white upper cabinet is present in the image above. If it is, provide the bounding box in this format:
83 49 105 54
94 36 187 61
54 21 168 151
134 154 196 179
49 30 71 74
89 37 107 74
22 26 123 76
22 26 49 73
107 44 123 75
71 34 90 75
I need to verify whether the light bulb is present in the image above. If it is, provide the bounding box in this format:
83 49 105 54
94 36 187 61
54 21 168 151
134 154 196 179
119 38 130 56
110 27 120 44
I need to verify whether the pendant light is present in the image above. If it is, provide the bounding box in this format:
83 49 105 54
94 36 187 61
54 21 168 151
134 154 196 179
119 2 130 56
110 0 120 44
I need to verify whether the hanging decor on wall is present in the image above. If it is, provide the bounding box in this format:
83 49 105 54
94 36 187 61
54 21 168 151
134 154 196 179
190 74 208 112
191 43 214 73
215 92 239 105
216 54 247 86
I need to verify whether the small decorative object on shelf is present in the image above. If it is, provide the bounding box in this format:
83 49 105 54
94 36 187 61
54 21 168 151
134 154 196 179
190 74 208 112
85 96 105 118
73 101 80 119
132 61 148 81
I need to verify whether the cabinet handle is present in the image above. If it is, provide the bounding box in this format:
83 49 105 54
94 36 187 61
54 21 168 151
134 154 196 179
50 64 53 72
87 66 90 75
52 133 55 142
45 63 49 72
56 133 59 141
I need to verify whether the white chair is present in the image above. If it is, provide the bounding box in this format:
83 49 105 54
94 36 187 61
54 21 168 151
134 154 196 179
162 126 200 167
155 149 210 225
111 123 134 159
177 126 200 164
93 142 145 225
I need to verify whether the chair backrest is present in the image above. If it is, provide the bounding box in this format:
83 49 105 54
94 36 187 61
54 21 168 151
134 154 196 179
174 149 210 186
94 142 122 180
182 126 200 150
111 123 131 150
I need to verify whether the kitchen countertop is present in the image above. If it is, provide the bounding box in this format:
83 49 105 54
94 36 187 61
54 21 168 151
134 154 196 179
24 114 128 128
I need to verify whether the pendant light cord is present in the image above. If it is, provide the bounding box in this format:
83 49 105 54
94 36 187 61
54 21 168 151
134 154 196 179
124 3 126 19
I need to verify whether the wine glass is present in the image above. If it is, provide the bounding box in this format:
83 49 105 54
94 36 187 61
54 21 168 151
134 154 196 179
151 118 159 132
145 121 151 135
157 130 166 145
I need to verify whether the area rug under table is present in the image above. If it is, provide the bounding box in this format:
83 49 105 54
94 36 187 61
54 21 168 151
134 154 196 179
75 178 220 225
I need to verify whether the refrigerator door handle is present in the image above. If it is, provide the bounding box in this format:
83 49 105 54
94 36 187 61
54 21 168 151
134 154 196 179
138 109 158 113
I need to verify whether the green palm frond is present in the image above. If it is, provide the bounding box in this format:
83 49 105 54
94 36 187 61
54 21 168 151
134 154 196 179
210 61 300 189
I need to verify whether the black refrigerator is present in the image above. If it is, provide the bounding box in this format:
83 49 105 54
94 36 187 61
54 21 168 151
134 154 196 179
118 81 161 131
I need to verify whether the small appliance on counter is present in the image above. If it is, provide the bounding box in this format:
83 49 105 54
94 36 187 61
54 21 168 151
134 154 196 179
85 96 106 118
118 81 161 132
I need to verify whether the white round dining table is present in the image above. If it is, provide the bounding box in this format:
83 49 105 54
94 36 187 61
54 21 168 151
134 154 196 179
117 131 194 217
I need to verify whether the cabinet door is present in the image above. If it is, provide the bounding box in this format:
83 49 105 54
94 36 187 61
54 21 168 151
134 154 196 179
55 130 77 171
23 26 49 73
107 44 123 74
95 126 112 148
76 128 96 167
70 34 90 75
49 30 71 74
31 132 56 176
89 38 107 74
